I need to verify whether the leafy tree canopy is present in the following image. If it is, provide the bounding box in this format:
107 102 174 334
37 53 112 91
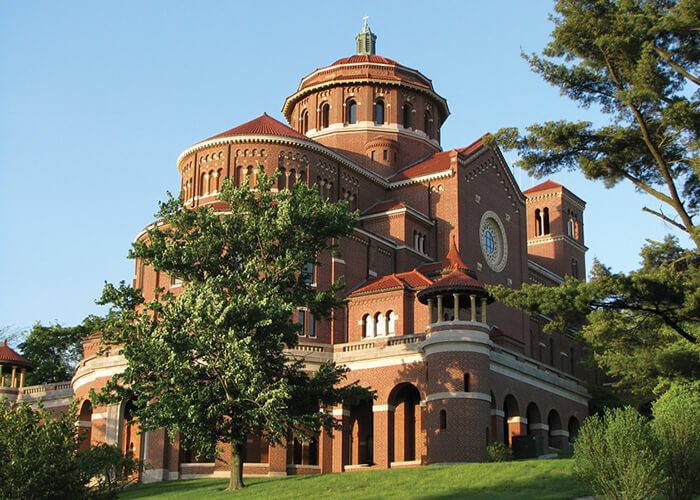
18 315 105 385
486 0 699 396
93 168 372 491
485 0 699 246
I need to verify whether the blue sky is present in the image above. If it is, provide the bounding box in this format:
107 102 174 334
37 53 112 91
0 1 692 334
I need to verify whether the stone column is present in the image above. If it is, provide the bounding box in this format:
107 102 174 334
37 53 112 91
436 295 443 323
11 366 16 388
470 295 477 322
428 298 435 324
0 364 4 386
453 294 460 321
19 369 26 388
481 298 488 324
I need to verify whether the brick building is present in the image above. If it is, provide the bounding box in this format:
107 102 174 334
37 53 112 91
68 23 590 481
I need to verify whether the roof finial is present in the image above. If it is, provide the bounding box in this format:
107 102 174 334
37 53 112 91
356 18 376 56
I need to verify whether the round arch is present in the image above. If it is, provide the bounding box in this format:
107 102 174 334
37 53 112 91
503 395 520 445
388 383 421 463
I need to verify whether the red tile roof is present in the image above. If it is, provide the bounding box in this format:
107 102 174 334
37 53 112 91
0 340 33 369
523 180 562 195
331 54 400 66
201 113 310 144
456 134 489 155
361 200 407 216
428 269 485 290
388 134 490 183
350 269 431 296
389 151 452 182
396 270 433 289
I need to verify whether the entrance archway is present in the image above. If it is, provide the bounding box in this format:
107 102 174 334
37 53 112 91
389 383 421 463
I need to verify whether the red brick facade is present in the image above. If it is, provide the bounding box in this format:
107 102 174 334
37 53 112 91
68 25 591 482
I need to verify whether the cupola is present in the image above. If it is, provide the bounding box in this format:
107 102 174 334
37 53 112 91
417 236 493 325
0 339 33 389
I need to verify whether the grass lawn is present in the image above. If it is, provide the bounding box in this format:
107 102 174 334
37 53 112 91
118 458 589 499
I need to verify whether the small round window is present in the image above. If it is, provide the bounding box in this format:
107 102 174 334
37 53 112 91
479 211 508 272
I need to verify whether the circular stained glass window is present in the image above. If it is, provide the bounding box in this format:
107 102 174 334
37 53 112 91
479 211 508 272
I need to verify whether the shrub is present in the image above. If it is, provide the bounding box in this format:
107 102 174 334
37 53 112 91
0 400 138 500
573 406 666 500
0 400 85 500
487 442 512 462
77 443 139 499
652 383 700 500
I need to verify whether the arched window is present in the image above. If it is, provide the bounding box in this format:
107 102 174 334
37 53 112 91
439 409 447 430
236 166 244 187
289 169 296 185
535 209 542 236
321 103 330 129
571 258 579 279
199 172 207 196
375 99 384 125
413 230 419 249
301 110 309 134
420 235 426 254
362 314 372 338
424 111 432 138
386 310 396 335
216 168 223 191
543 208 550 235
247 166 256 188
347 100 357 124
464 373 470 392
278 167 286 190
574 215 580 239
375 312 385 336
402 103 412 129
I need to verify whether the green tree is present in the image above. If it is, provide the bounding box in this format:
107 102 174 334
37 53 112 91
486 0 699 247
485 0 699 395
19 316 104 385
93 168 371 491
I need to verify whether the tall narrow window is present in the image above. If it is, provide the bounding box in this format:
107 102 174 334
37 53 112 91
375 312 385 336
347 100 357 124
439 409 447 430
299 310 305 336
402 103 412 129
303 262 314 284
571 259 579 279
383 149 388 161
424 111 432 138
362 314 372 338
464 373 470 392
535 209 542 236
386 310 396 335
309 313 316 338
321 103 330 129
375 99 384 124
301 110 309 134
543 208 550 235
